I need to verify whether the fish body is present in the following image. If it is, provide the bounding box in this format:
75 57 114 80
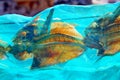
31 32 84 68
18 22 85 68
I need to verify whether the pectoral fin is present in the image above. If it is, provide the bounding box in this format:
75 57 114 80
95 49 105 63
31 57 41 69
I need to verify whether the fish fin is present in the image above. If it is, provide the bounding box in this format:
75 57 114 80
111 4 120 21
40 8 54 35
94 49 105 63
97 48 104 56
31 57 40 69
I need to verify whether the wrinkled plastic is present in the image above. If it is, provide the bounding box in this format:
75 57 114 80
0 2 120 80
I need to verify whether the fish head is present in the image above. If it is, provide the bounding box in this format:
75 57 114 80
9 42 33 60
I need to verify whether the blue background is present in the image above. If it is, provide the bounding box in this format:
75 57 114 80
0 2 120 80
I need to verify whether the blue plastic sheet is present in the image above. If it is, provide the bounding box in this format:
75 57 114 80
0 2 120 80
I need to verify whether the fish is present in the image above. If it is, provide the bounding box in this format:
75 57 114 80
9 8 85 69
84 5 120 56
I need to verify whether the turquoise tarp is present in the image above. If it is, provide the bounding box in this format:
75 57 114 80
0 2 120 80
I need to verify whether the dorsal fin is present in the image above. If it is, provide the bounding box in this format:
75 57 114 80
111 5 120 22
40 8 54 35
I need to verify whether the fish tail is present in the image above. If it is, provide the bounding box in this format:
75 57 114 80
97 48 105 55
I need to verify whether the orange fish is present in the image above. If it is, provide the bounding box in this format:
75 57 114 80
10 8 85 69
